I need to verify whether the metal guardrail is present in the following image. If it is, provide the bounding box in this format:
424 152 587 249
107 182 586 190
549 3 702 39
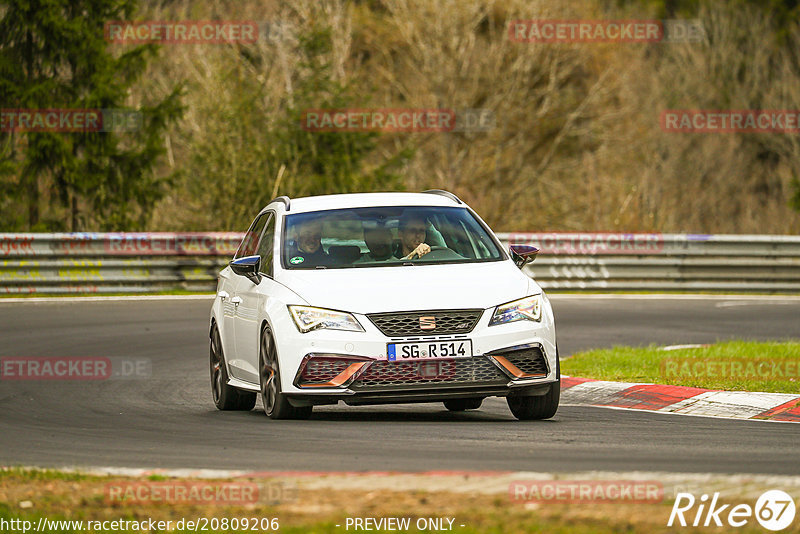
504 233 800 292
1 232 799 294
0 233 241 294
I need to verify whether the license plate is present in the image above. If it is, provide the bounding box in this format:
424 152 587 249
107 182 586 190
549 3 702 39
387 340 472 361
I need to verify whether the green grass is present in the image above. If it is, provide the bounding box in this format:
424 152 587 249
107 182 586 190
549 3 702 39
562 341 800 393
0 467 90 482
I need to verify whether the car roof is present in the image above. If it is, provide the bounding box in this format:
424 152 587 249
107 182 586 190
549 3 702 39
266 192 462 215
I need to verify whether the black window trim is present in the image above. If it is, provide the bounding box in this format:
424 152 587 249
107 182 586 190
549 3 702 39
256 210 277 277
234 211 269 260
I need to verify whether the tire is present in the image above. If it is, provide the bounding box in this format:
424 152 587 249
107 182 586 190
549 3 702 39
210 323 256 411
259 325 312 420
506 348 560 421
443 398 483 411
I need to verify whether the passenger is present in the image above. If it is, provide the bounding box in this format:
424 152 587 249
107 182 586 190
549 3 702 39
361 225 394 262
438 219 474 258
395 214 431 259
288 219 328 266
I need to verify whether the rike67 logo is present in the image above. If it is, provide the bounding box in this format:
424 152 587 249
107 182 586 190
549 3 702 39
669 490 796 531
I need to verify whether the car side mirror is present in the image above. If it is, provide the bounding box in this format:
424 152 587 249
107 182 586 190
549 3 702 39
230 255 262 285
509 244 538 269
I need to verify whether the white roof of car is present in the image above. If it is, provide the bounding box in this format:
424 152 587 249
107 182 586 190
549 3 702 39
268 192 462 214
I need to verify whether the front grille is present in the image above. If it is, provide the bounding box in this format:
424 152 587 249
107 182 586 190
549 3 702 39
497 347 549 376
297 358 351 386
350 356 507 390
367 309 483 337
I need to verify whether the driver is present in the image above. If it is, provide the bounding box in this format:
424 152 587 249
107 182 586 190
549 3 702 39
288 219 328 265
395 214 431 259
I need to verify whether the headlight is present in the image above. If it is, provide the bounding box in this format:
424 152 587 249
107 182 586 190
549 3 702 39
288 305 365 333
489 295 542 326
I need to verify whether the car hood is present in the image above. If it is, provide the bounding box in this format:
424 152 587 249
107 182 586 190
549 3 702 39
277 260 536 314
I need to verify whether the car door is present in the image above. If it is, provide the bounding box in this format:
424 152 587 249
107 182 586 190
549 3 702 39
232 211 276 383
226 212 269 382
217 266 237 359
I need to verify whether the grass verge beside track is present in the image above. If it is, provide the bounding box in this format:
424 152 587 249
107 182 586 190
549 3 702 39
562 341 800 393
1 468 793 534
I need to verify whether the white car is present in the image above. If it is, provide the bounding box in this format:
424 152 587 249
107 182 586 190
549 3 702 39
209 191 559 420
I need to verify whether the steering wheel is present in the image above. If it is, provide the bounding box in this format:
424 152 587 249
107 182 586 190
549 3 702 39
407 246 460 260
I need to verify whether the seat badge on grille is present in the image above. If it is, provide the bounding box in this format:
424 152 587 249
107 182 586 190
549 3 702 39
419 316 436 330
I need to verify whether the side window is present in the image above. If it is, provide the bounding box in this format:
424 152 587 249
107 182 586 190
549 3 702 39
256 213 275 276
234 213 268 259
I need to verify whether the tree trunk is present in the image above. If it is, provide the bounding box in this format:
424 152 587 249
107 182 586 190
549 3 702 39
71 194 78 231
27 173 39 230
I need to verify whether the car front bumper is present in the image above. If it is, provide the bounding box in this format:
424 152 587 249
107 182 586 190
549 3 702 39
275 307 558 406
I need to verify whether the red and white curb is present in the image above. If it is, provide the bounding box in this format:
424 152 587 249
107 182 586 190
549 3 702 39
561 377 800 422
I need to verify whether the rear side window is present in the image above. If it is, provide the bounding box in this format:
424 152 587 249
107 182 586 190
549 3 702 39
235 212 268 259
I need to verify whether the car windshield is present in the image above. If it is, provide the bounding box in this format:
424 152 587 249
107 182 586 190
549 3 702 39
281 206 504 269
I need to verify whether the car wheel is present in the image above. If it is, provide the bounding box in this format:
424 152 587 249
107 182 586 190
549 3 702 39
210 323 256 411
506 348 560 421
259 325 312 420
443 398 483 411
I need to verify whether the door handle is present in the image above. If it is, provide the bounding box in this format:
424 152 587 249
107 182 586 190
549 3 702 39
231 296 242 307
217 290 229 301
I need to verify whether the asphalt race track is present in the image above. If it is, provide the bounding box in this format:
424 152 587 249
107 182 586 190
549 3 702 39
0 295 798 474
